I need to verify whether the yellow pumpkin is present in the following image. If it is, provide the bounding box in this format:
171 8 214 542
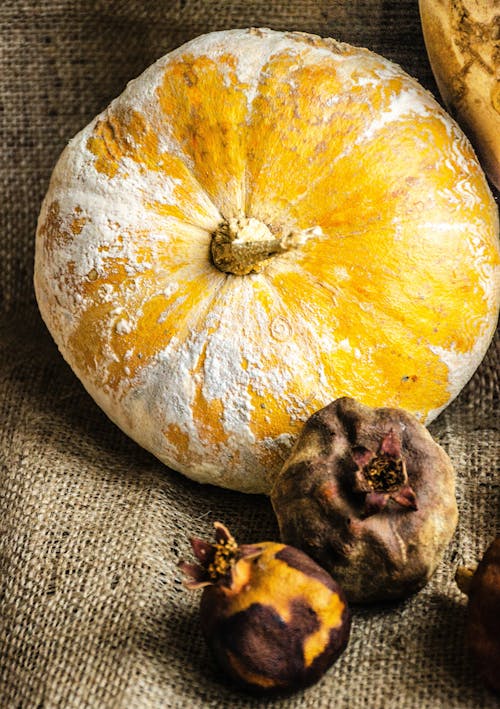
34 28 500 493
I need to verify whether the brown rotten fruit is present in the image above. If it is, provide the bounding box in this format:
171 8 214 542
271 397 458 603
456 536 500 693
179 521 350 694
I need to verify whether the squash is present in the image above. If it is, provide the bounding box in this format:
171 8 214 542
419 0 500 191
34 28 500 494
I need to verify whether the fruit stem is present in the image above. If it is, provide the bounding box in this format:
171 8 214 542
210 216 321 275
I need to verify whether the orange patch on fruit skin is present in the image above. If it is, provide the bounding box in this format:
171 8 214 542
163 423 194 464
86 110 157 178
266 264 452 419
68 263 217 393
87 109 219 228
226 652 278 689
69 209 87 236
38 201 67 257
245 57 405 226
157 53 249 216
226 543 346 668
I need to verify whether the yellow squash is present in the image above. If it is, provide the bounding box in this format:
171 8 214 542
34 29 500 493
419 0 500 190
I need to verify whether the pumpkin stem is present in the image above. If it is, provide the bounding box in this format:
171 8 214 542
210 216 321 275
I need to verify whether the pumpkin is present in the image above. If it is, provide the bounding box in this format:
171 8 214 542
34 28 500 494
419 0 500 191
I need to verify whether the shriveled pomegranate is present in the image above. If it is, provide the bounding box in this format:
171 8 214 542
179 521 350 693
271 397 458 602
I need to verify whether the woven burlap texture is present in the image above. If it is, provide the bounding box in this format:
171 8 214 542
0 1 498 707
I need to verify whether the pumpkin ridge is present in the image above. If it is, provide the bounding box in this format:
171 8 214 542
243 44 434 225
157 51 251 218
243 49 342 221
147 145 226 234
137 155 223 236
297 225 491 351
267 256 457 418
239 32 359 175
86 99 223 233
242 47 303 218
242 40 362 219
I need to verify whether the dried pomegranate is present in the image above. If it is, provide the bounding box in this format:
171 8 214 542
271 397 458 602
456 536 500 693
179 522 350 693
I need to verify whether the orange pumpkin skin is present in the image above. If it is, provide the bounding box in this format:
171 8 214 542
34 29 499 493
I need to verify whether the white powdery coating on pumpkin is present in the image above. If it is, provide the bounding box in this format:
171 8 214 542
429 340 491 407
360 86 434 142
115 319 133 335
176 29 301 109
36 132 215 356
34 41 222 348
116 274 337 492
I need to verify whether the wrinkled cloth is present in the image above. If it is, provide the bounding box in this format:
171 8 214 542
0 1 499 707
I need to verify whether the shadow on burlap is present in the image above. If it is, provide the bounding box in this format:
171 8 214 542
0 1 498 707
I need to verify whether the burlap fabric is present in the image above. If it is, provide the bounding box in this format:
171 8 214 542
0 1 499 707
